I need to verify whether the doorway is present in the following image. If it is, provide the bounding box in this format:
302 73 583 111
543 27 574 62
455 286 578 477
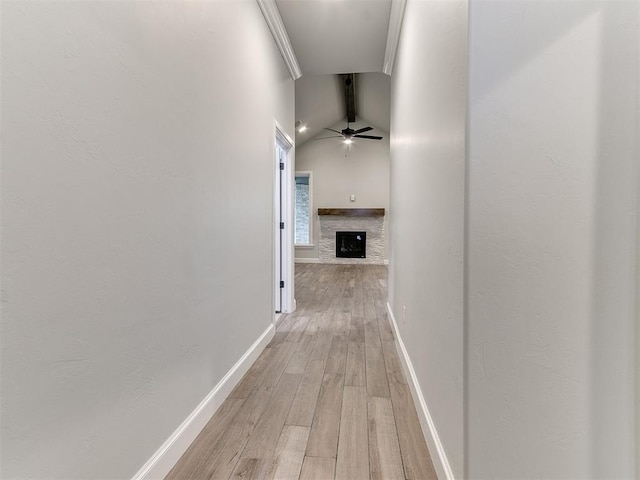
275 124 294 314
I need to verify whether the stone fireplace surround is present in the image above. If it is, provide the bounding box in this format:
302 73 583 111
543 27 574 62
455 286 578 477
318 208 385 265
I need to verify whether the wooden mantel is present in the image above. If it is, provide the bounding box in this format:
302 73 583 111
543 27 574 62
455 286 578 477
318 208 385 217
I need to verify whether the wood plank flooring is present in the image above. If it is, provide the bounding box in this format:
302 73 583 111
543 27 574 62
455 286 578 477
166 264 437 480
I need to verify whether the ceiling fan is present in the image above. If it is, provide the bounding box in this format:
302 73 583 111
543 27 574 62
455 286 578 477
316 74 383 144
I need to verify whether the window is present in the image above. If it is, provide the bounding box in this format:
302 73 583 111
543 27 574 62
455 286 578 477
295 172 312 246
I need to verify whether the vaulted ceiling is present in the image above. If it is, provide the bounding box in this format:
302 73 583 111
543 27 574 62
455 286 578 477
293 72 390 146
273 0 395 146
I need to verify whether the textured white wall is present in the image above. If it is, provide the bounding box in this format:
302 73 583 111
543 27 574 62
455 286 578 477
467 1 639 477
637 23 640 469
295 118 390 260
388 0 468 478
0 1 293 478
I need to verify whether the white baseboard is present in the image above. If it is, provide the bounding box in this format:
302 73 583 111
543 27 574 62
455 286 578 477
386 302 455 480
294 258 321 264
131 323 276 480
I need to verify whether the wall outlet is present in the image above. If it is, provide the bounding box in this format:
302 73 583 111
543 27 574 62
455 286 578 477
350 194 356 202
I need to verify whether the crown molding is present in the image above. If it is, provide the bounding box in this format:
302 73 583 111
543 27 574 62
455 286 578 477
382 0 407 76
257 0 302 80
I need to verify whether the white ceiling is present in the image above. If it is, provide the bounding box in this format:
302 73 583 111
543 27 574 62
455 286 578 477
294 74 344 145
275 0 392 75
355 72 391 133
274 0 393 147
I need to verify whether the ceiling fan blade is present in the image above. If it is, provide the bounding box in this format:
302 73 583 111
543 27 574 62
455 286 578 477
323 128 343 134
354 135 383 140
313 136 343 140
353 126 373 134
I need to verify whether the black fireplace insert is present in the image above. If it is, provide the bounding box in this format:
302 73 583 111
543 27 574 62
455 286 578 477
336 231 366 258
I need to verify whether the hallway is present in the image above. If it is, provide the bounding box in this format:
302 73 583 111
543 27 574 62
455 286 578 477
166 264 436 480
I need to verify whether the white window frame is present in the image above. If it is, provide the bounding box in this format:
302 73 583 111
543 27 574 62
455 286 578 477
294 171 314 248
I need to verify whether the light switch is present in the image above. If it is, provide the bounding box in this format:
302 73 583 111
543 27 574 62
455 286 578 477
350 194 356 202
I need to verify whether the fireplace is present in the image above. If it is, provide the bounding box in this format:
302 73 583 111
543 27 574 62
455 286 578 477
336 231 366 258
317 209 384 264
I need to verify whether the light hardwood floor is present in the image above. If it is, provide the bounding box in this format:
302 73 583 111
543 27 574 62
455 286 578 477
166 264 437 480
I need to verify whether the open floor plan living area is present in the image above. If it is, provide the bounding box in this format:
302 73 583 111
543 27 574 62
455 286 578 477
2 0 638 479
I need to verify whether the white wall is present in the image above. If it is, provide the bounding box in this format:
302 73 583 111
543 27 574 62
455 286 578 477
637 22 640 469
467 1 639 478
295 118 390 260
635 6 640 473
0 1 294 478
388 0 468 478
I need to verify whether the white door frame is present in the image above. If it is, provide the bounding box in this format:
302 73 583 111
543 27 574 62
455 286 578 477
274 121 295 314
275 141 283 314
